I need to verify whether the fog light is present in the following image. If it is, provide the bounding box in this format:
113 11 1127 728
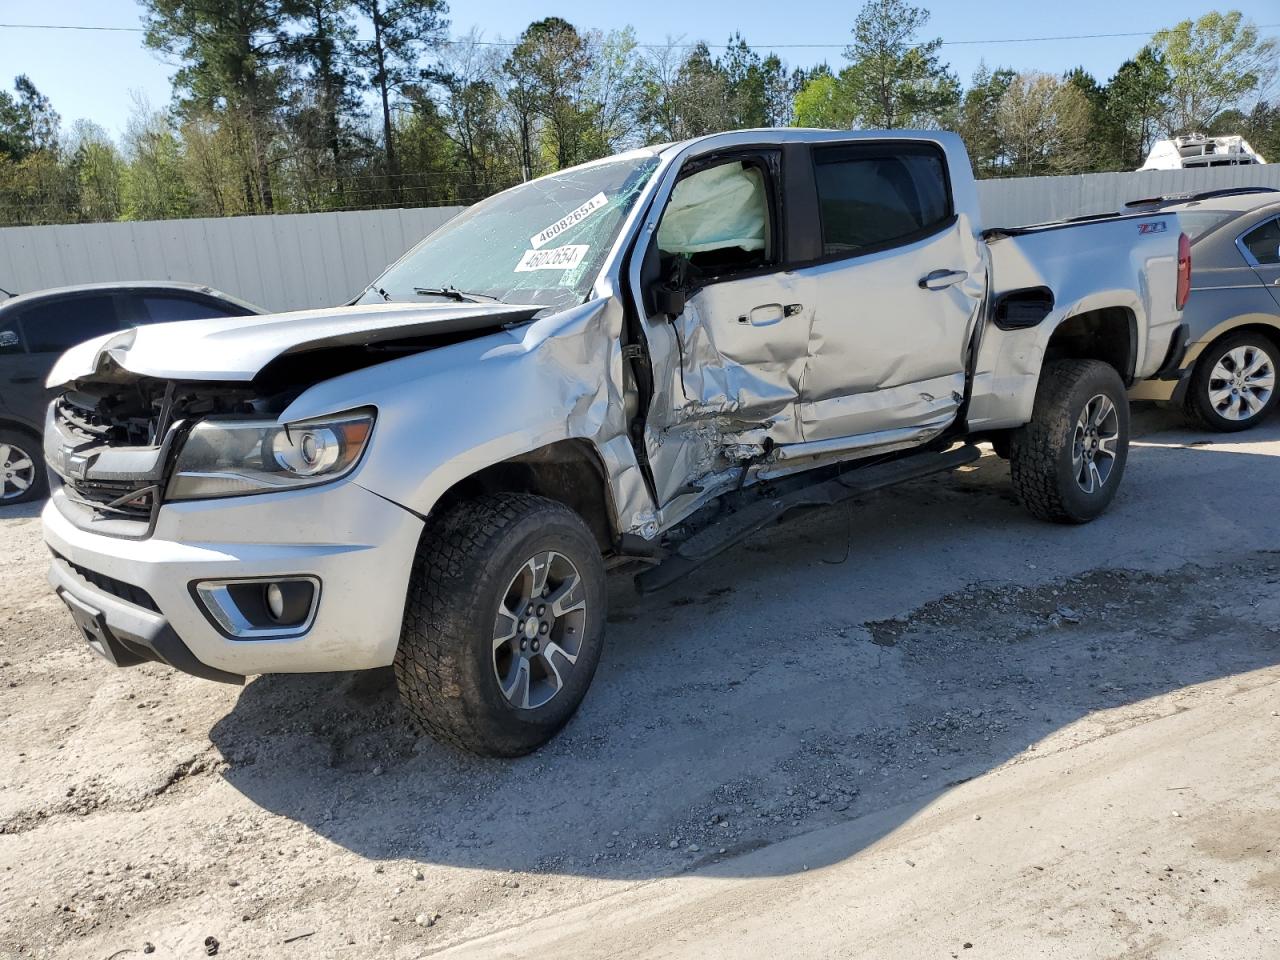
266 583 286 621
194 576 320 639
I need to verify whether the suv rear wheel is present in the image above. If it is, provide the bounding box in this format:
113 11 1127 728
394 493 607 756
1009 359 1130 524
0 429 46 505
1185 331 1278 432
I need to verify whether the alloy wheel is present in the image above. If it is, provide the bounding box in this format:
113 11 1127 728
1207 344 1275 422
1071 393 1120 495
492 550 588 710
0 442 36 502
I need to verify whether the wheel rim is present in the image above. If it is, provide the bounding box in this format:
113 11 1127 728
1071 393 1120 495
1207 344 1275 422
0 442 36 502
492 550 588 710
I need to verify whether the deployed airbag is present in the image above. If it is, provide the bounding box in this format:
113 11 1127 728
657 162 767 255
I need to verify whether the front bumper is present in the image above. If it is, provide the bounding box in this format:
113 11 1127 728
43 480 424 678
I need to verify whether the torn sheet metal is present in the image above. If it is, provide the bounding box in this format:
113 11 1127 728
641 271 811 507
279 295 658 535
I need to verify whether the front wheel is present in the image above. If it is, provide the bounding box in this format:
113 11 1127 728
1185 332 1278 432
394 493 607 757
1009 359 1130 524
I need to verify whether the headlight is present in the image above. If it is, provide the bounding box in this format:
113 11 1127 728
167 410 374 501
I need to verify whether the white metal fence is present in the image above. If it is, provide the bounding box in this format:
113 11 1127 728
0 205 465 313
2 164 1280 313
977 164 1280 227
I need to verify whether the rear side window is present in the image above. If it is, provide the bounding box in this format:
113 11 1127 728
136 294 250 324
20 295 121 353
812 144 952 257
1240 217 1280 265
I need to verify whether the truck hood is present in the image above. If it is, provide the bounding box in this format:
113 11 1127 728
47 301 543 387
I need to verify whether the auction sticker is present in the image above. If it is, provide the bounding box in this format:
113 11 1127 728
530 192 609 248
515 244 590 272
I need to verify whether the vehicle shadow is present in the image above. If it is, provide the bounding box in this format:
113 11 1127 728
0 499 45 520
209 415 1280 881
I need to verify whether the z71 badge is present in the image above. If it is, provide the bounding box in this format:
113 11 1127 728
1138 221 1168 234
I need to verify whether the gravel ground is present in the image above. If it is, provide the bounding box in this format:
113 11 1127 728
1 407 1278 959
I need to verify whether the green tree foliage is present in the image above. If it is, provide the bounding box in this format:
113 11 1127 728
791 0 959 132
1154 11 1278 133
505 18 593 172
283 0 363 205
1 6 1278 226
67 121 125 222
842 0 959 128
348 0 449 189
996 72 1093 176
792 65 854 128
0 75 60 161
1209 100 1280 163
120 100 194 220
142 0 291 212
957 62 1015 176
1101 47 1173 170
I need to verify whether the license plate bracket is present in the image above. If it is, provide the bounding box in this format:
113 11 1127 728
60 590 126 665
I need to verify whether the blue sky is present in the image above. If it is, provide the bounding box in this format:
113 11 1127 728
1 0 1278 139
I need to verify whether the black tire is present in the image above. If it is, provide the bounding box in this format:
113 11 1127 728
394 493 607 757
0 429 47 505
1184 331 1279 433
1009 359 1130 525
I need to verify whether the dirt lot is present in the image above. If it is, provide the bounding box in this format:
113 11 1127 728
2 408 1278 960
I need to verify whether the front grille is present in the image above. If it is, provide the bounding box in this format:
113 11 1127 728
55 552 161 613
51 395 167 526
60 476 157 520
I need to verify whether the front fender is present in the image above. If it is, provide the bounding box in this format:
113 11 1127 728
279 297 656 531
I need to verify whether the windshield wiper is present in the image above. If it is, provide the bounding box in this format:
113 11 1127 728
412 285 503 304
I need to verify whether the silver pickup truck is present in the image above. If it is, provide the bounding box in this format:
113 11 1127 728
41 130 1189 755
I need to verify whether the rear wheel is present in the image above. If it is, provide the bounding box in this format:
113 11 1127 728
1185 331 1278 432
0 430 46 505
1009 359 1130 524
394 493 607 757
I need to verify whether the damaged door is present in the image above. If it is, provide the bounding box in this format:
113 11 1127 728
640 151 811 508
791 141 985 445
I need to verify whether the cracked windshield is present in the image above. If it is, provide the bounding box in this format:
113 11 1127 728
357 155 660 310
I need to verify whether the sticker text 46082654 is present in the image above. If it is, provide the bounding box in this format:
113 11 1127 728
529 193 609 249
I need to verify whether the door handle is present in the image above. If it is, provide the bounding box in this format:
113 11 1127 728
738 303 802 326
919 269 968 291
11 376 38 384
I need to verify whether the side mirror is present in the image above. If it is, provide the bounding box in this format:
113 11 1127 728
650 283 686 318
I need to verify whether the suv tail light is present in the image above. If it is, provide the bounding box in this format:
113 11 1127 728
1176 232 1192 310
